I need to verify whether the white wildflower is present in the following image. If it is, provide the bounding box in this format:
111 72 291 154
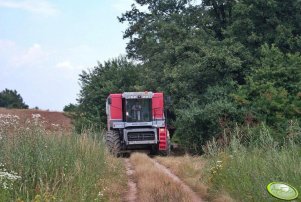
32 113 42 125
0 170 21 190
32 114 41 119
0 171 21 180
0 113 20 129
51 123 60 127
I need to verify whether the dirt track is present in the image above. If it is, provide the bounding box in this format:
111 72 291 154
124 159 138 202
150 158 203 202
124 153 204 202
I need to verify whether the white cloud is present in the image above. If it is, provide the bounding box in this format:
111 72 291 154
0 41 49 68
0 0 59 16
0 39 19 67
112 0 133 12
112 0 148 12
0 40 17 59
54 61 79 81
0 39 16 49
56 61 72 69
12 43 48 66
55 60 83 80
190 0 202 6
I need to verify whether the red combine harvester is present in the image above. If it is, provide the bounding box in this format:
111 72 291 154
105 92 170 155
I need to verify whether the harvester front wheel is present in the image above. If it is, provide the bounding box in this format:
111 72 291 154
106 130 121 156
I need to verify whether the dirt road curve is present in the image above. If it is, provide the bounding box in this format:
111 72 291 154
124 153 203 202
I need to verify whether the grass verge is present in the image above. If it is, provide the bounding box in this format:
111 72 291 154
158 123 301 201
0 119 126 201
203 124 301 202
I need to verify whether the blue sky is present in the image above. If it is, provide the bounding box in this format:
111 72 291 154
0 0 136 111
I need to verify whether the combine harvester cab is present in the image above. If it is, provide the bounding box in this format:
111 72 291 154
105 92 170 156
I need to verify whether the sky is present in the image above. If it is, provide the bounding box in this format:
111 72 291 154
0 0 137 111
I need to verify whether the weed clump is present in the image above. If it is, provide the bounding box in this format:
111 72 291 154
203 123 301 202
0 113 126 201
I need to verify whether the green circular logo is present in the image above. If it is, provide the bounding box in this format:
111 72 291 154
267 182 299 200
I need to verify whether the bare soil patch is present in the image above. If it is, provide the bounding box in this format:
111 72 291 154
0 108 72 132
124 159 138 202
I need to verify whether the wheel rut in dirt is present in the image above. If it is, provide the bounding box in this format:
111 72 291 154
150 158 203 202
125 153 204 202
124 158 137 202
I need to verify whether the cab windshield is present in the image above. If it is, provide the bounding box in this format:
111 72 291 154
125 99 152 122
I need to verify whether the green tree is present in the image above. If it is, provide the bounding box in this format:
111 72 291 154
63 103 78 112
75 57 143 131
225 0 301 54
0 89 28 109
201 0 236 40
75 0 301 152
235 44 301 137
175 80 243 153
119 0 248 151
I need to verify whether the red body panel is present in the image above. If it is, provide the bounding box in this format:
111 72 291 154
110 94 122 120
152 93 164 119
158 127 167 150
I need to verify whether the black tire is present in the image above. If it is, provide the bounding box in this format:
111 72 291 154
106 130 121 156
150 145 159 155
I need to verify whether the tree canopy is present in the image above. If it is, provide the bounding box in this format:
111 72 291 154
71 0 301 152
0 89 29 109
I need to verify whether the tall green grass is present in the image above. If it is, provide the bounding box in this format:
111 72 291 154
0 122 126 201
203 122 301 201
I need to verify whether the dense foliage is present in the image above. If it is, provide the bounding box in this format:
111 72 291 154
72 0 301 152
0 89 28 109
63 103 78 113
